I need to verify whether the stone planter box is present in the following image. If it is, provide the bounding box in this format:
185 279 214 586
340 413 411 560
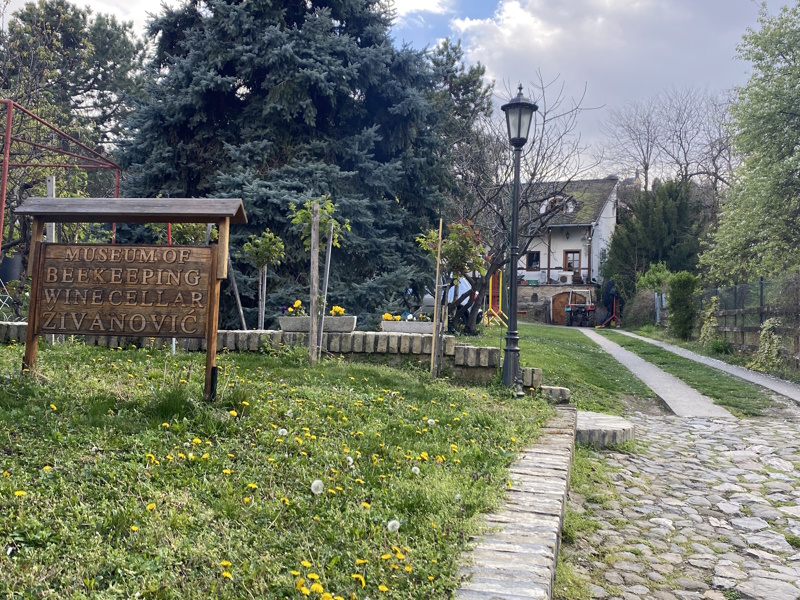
278 316 357 333
380 321 434 334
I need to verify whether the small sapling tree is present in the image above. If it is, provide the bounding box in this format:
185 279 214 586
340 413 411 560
241 229 285 329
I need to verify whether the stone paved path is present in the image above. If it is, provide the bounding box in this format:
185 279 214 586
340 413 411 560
567 411 800 600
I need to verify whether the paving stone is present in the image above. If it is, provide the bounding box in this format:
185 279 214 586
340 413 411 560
735 577 800 600
730 517 770 531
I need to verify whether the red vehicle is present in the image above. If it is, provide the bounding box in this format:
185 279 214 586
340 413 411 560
565 289 596 327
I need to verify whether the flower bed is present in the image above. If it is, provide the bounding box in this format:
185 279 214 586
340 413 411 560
279 315 357 333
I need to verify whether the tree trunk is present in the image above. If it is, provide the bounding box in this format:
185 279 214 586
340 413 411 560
257 266 266 330
309 203 320 365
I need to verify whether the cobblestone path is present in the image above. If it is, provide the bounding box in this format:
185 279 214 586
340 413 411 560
567 411 800 600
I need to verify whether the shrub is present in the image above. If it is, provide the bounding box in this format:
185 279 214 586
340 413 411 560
747 317 784 372
621 289 657 329
668 271 698 340
636 262 671 292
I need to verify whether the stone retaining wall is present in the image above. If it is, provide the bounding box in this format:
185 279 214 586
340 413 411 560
0 323 517 385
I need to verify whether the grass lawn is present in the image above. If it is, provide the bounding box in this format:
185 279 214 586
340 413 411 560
0 339 552 599
598 330 773 416
477 323 655 415
631 324 800 385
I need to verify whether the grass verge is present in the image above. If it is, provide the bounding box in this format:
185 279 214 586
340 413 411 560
0 339 552 599
553 445 619 600
632 324 800 385
598 330 773 416
513 323 655 414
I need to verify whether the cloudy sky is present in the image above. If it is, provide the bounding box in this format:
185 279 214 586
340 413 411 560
3 0 792 152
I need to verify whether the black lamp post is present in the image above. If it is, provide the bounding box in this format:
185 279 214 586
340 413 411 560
501 84 538 391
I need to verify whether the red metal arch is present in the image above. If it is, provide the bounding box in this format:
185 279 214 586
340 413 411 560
0 99 121 246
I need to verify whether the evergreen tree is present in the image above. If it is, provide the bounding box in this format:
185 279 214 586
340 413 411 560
120 0 450 327
602 180 701 301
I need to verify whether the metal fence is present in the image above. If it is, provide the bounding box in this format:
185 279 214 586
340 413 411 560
700 274 800 369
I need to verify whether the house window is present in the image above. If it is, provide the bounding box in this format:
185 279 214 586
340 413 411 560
564 250 580 273
526 251 540 271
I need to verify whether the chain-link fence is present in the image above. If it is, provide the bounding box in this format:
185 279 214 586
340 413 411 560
699 273 800 369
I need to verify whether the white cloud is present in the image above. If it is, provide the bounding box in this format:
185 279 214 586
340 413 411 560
393 0 452 18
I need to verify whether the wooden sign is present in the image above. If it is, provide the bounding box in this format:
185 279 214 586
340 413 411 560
34 244 212 338
16 197 247 401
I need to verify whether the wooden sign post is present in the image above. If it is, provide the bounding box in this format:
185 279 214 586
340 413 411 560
16 198 247 401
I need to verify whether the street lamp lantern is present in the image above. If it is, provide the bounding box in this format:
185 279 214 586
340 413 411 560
501 84 538 148
500 84 538 393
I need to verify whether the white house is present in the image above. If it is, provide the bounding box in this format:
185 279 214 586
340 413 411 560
519 177 618 286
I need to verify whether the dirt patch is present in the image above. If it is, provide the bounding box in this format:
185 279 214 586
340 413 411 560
619 394 672 416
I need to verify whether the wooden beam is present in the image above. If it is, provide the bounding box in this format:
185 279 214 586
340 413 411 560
217 218 229 279
27 218 45 276
204 245 221 401
16 197 247 225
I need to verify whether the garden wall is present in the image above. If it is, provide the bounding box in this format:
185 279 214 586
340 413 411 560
0 323 539 387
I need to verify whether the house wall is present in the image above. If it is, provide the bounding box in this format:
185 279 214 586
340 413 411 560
590 187 617 283
521 227 594 284
518 186 617 284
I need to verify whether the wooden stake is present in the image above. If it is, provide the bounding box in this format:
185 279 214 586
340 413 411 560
309 203 320 365
430 218 443 377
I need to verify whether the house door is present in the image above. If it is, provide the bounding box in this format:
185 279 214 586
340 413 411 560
552 291 586 325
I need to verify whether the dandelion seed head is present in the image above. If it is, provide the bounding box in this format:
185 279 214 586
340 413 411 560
427 418 435 426
278 428 288 436
387 519 400 532
311 479 324 495
411 466 420 475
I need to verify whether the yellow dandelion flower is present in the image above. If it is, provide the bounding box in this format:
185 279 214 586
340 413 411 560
220 560 232 567
300 587 310 596
201 453 209 460
310 583 324 593
146 503 156 511
321 594 333 600
290 570 300 576
42 465 52 472
395 551 405 559
2 471 9 477
192 438 201 445
295 578 305 590
428 576 434 581
378 585 389 592
14 490 26 497
381 554 391 560
355 558 368 565
50 404 57 411
307 573 319 580
280 497 290 505
244 497 251 503
162 422 170 428
222 571 232 579
301 560 312 568
362 501 370 509
130 525 138 531
247 483 257 489
229 410 238 417
351 574 365 588
404 566 412 572
223 468 232 474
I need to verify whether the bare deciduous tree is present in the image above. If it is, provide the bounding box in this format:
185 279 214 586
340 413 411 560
440 72 599 333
